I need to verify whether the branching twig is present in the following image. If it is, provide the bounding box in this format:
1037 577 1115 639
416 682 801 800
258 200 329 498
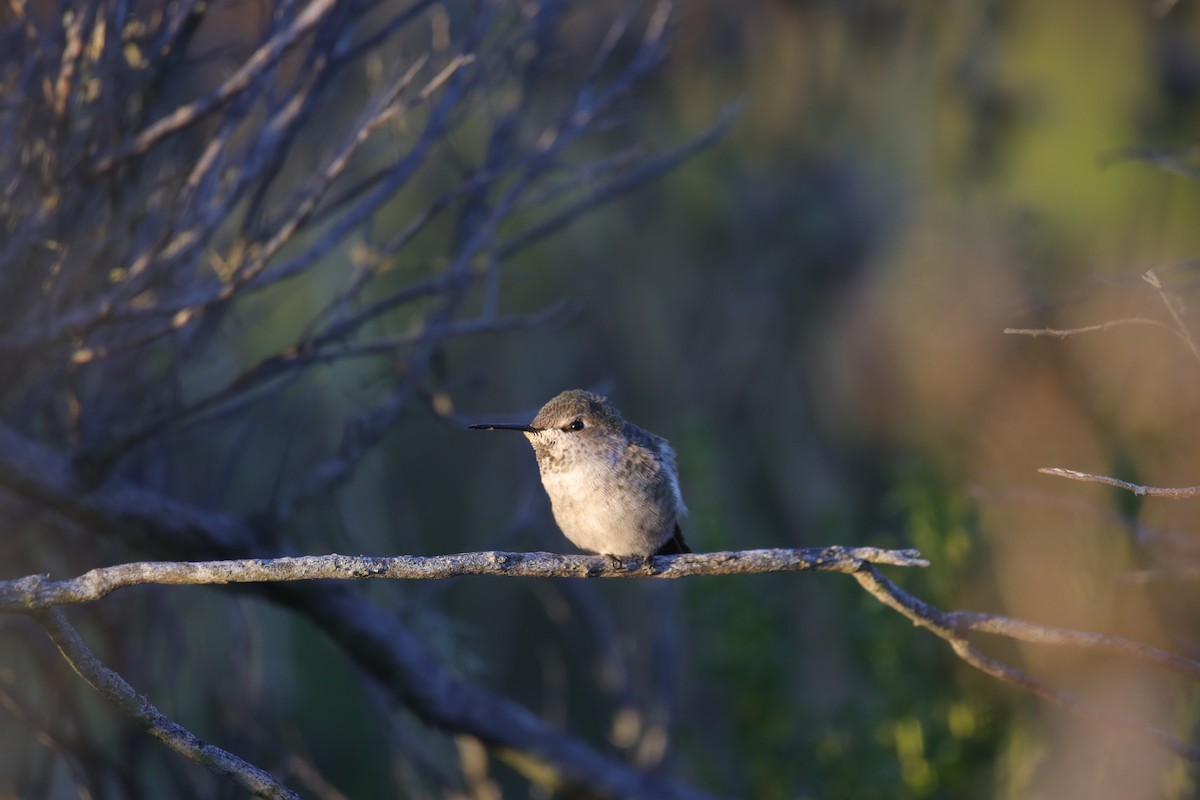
1003 269 1200 359
88 0 340 176
37 608 298 799
1000 268 1200 760
1144 268 1200 366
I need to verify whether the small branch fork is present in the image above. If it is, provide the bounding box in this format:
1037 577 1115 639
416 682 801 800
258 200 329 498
852 566 1200 761
8 546 1200 776
1011 269 1200 500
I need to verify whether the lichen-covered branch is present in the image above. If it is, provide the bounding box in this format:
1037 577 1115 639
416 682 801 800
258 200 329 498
1 546 929 612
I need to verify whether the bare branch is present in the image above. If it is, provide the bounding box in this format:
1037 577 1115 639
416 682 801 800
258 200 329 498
78 300 579 472
998 266 1200 760
1 547 930 612
852 565 1200 761
1037 467 1200 498
51 49 475 364
36 608 298 799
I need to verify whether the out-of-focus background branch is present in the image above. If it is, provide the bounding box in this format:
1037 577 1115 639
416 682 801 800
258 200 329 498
5 0 1200 797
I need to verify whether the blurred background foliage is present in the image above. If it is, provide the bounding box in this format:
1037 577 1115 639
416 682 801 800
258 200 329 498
7 0 1200 797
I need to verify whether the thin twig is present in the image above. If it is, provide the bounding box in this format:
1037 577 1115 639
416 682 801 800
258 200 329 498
499 98 745 260
952 611 1200 680
78 301 577 471
37 608 298 799
1144 268 1200 366
1003 317 1172 338
1038 467 1200 498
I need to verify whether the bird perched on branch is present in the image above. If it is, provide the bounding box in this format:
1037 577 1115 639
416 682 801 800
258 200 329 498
470 390 691 558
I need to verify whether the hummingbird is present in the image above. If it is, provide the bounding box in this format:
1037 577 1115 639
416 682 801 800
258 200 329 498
470 390 691 558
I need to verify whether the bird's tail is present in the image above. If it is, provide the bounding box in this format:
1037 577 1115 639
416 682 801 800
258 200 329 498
654 523 692 555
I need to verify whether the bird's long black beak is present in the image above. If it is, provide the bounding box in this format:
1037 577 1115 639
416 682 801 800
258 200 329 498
468 423 541 432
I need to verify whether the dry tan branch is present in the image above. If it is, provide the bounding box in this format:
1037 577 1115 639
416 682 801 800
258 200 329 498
37 608 298 799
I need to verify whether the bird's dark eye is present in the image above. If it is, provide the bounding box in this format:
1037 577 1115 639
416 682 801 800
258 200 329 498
566 418 585 432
